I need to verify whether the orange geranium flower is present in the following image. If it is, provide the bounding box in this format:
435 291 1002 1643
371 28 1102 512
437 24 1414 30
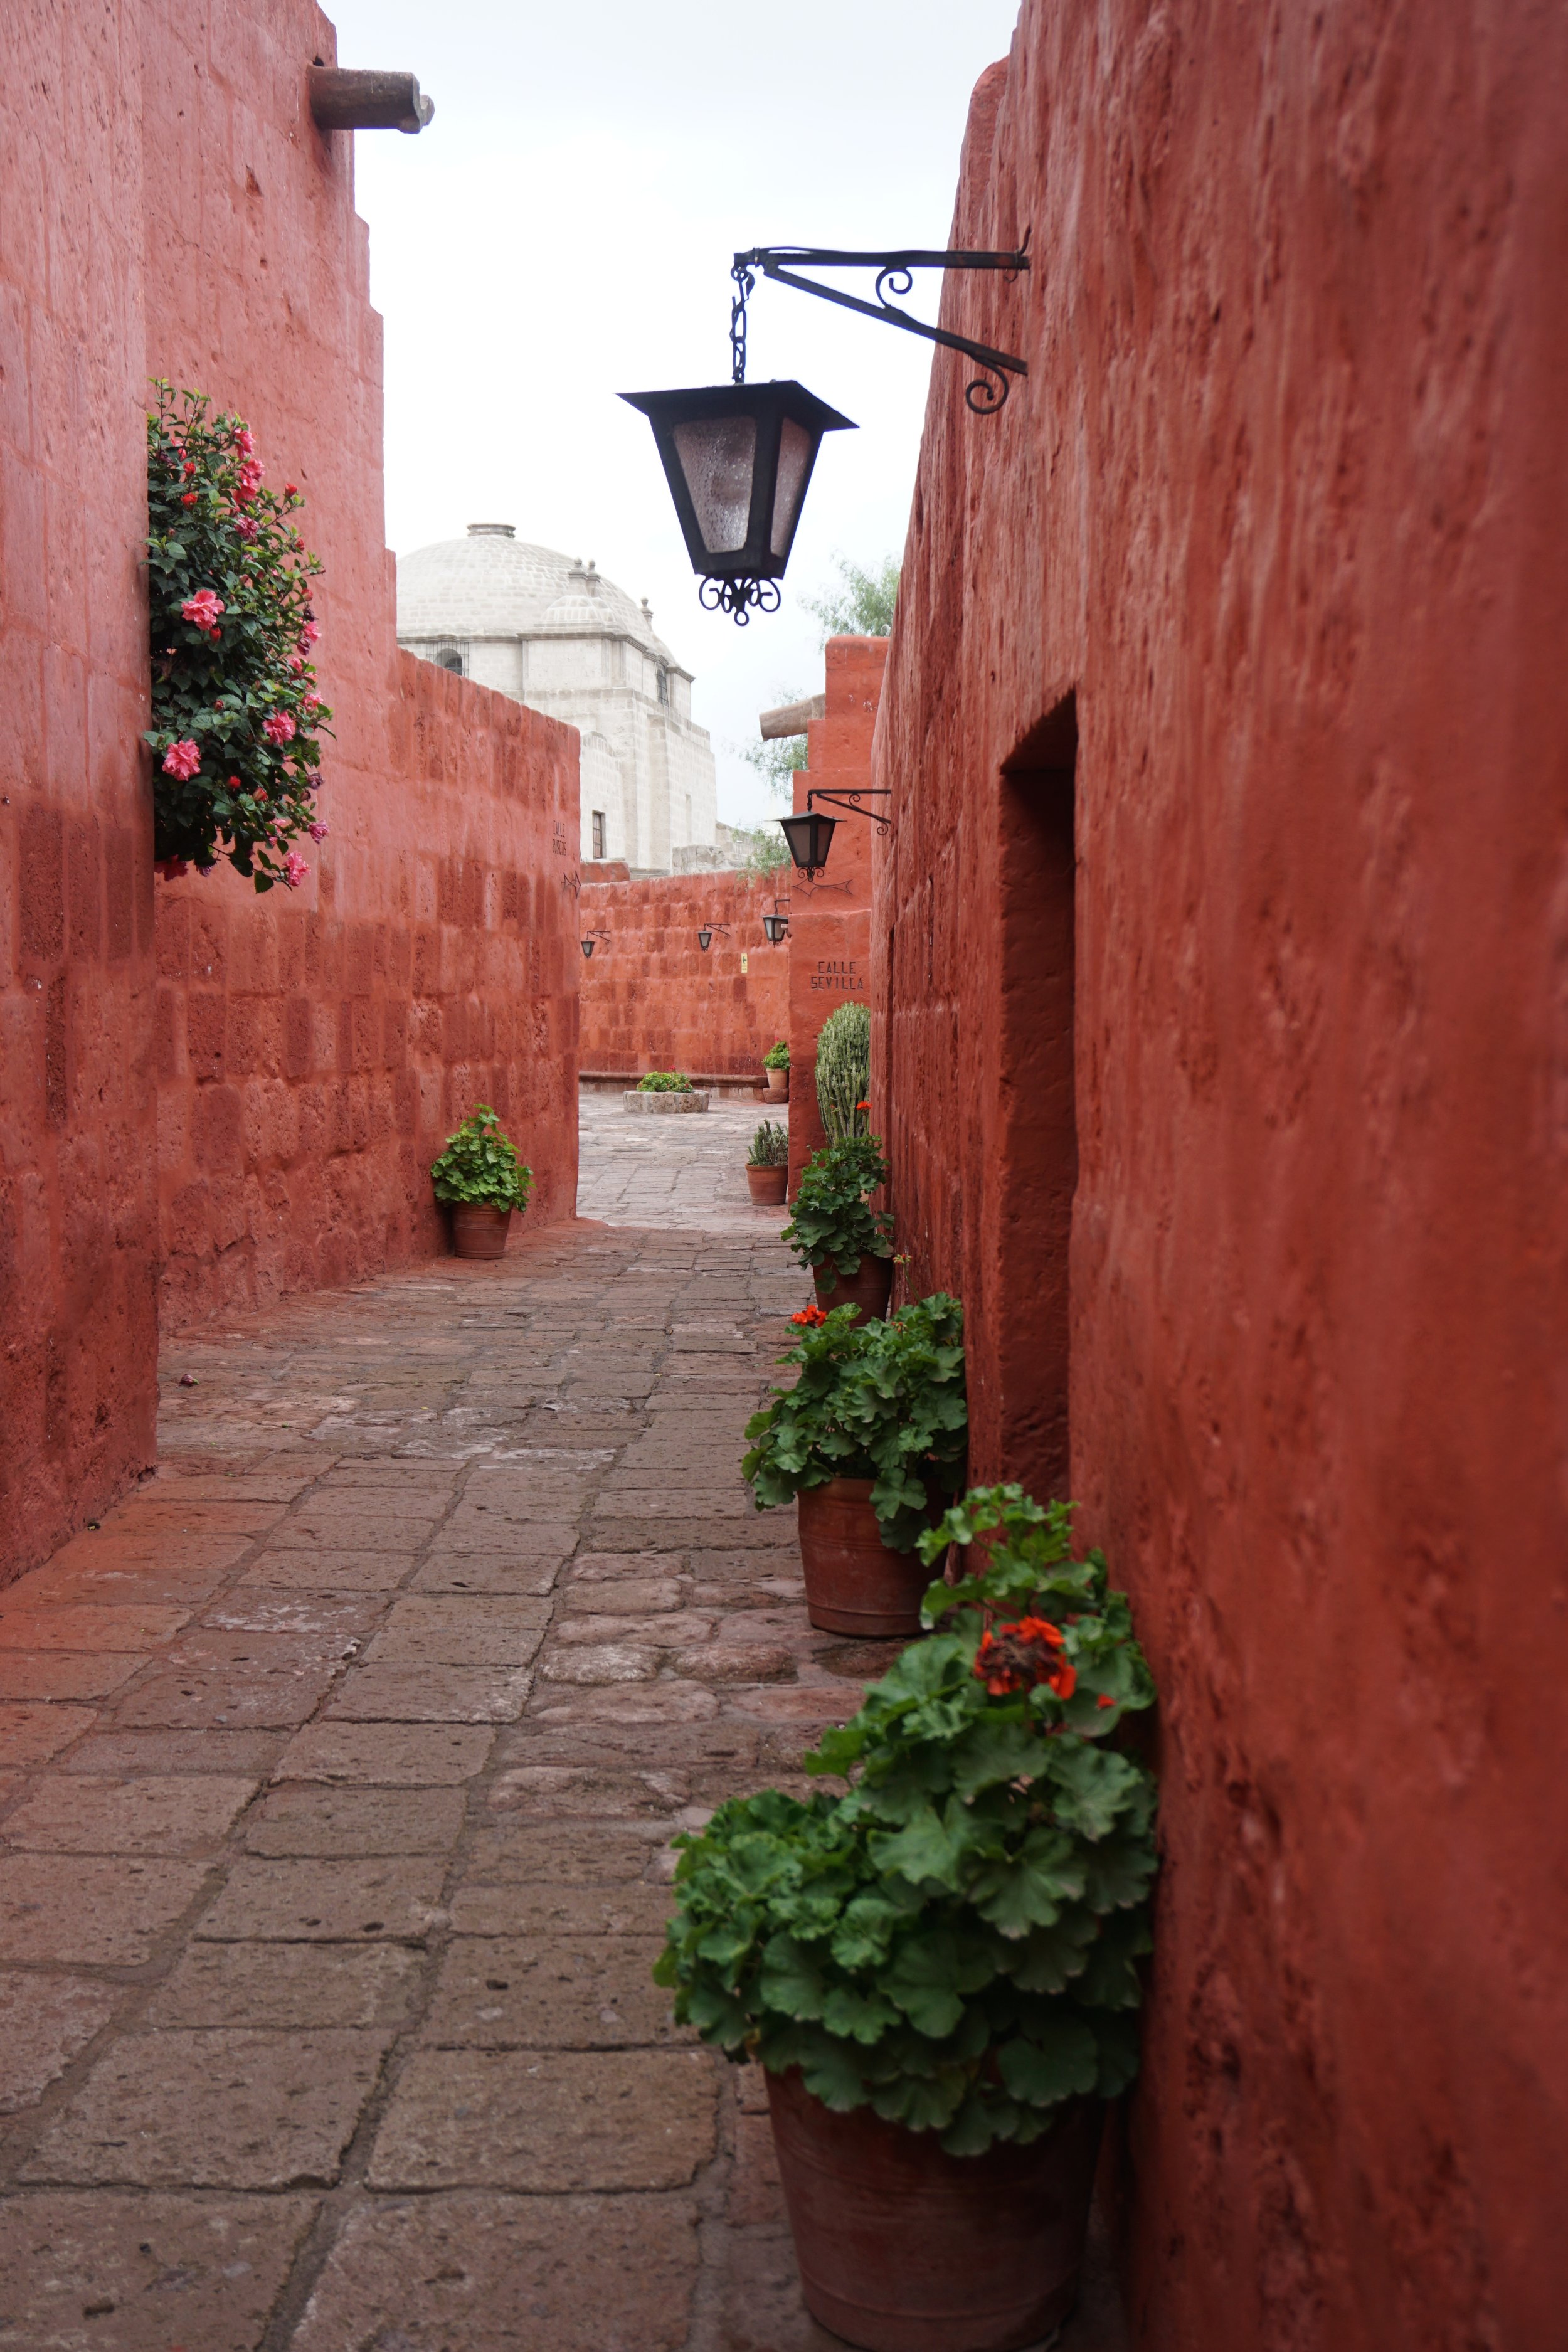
790 1303 829 1328
973 1614 1078 1701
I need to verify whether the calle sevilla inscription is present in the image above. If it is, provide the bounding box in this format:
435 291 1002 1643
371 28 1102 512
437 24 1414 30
811 960 866 994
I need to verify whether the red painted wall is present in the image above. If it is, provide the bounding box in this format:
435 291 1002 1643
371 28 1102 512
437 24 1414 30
1 9 161 1578
787 638 884 1193
578 865 789 1083
874 16 1567 2349
1 0 578 1581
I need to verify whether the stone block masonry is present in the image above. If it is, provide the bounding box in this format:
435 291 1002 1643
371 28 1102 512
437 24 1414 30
580 866 790 1086
0 0 579 1585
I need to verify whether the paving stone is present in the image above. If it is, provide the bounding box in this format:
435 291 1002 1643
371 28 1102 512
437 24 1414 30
196 1594 383 1640
452 1882 675 1937
0 2190 319 2351
408 1553 566 1594
368 2047 718 2191
289 2191 699 2352
500 1720 760 1771
244 1783 465 1855
23 2029 392 2189
107 1665 339 1732
709 2224 842 2352
0 1855 209 1963
61 1729 283 1777
531 1681 720 1724
539 1645 659 1685
143 1939 421 2029
0 1602 191 1649
273 1722 495 1784
721 1685 858 1726
262 1512 438 1550
323 1663 534 1720
425 1518 582 1557
0 1704 95 1766
727 2104 788 2224
553 1611 717 1648
238 1548 415 1591
111 1496 287 1536
563 1574 686 1612
486 1764 686 1818
1 1774 257 1854
0 1975 119 2113
674 1643 799 1683
421 1933 677 2048
363 1596 549 1665
0 1654 144 1702
195 1855 447 1942
454 1823 671 1897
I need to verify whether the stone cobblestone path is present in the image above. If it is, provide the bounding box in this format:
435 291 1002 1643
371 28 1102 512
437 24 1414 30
0 1097 1124 2349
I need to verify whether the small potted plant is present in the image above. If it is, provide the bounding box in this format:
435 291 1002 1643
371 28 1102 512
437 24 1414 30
746 1119 790 1206
430 1104 533 1259
625 1070 710 1114
655 1486 1158 2352
743 1293 967 1634
784 1134 894 1318
763 1038 790 1101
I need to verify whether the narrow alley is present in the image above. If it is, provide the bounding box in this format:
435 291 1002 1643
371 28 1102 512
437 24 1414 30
0 1098 1120 2350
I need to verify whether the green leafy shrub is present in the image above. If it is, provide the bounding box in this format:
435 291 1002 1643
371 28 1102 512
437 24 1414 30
815 1001 871 1142
638 1071 694 1093
763 1039 791 1071
655 1486 1157 2156
782 1135 891 1286
743 1293 967 1550
748 1121 790 1168
430 1106 533 1211
144 383 333 890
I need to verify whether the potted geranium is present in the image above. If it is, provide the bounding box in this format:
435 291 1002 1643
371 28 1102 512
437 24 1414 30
763 1039 790 1101
746 1119 790 1206
655 1486 1158 2352
784 1134 894 1318
743 1294 967 1634
431 1104 533 1259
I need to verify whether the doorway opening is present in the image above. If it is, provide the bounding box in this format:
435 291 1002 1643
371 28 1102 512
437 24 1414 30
995 692 1078 1500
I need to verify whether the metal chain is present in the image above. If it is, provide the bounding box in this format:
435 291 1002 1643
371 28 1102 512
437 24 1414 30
729 260 753 384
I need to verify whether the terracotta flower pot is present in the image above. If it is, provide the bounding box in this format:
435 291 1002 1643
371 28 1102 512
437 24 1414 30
764 1069 789 1100
796 1478 924 1636
766 2066 1102 2352
746 1163 788 1205
451 1202 512 1259
813 1252 893 1320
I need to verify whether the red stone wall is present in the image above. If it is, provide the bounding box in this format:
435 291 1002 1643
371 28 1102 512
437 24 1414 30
874 17 1567 2350
0 10 161 1577
0 0 578 1582
787 639 884 1192
578 866 790 1083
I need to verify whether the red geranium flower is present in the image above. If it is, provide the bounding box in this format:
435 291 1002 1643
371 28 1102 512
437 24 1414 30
973 1615 1077 1702
790 1304 828 1328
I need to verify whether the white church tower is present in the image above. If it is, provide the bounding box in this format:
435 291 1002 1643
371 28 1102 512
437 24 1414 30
396 524 718 873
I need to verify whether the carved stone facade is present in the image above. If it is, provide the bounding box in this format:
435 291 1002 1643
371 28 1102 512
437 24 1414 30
397 526 718 873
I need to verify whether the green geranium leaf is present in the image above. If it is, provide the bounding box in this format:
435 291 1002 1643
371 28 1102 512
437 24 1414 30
758 1933 829 2021
996 2016 1100 2108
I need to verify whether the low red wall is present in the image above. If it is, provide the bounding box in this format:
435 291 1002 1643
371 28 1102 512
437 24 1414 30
579 866 789 1083
874 16 1567 2349
785 640 883 1193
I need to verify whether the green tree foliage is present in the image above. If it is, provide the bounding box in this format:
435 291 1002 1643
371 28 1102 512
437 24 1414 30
655 1486 1159 2154
805 554 901 645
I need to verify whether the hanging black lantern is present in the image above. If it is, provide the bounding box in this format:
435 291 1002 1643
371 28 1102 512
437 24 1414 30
620 382 855 621
580 929 608 958
580 936 596 958
778 807 839 877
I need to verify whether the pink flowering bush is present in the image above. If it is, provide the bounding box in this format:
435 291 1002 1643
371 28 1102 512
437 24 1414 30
145 382 333 890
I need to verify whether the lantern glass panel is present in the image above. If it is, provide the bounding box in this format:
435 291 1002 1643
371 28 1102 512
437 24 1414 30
672 417 758 556
770 417 813 559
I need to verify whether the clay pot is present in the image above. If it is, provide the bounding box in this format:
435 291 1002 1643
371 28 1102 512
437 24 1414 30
813 1252 893 1320
796 1478 925 1636
746 1163 788 1205
764 1068 789 1100
451 1202 512 1259
765 2066 1102 2352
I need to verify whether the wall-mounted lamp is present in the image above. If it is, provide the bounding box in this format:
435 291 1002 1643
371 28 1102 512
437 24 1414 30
778 790 891 881
623 242 1028 622
696 922 732 953
580 930 610 959
761 900 791 945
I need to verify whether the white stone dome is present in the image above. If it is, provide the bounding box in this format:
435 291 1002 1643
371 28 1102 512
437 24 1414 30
398 525 666 650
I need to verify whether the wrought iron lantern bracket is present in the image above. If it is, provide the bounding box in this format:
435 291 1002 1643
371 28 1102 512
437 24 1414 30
804 787 891 834
778 789 892 881
730 241 1030 415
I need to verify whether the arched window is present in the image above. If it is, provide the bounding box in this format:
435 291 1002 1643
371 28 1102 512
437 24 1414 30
657 664 670 706
432 643 465 676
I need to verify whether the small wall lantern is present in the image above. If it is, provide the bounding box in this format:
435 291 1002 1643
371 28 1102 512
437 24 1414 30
696 922 732 953
778 792 890 880
580 930 609 959
761 900 790 945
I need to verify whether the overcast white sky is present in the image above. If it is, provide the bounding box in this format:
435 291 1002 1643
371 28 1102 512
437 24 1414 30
329 0 1021 828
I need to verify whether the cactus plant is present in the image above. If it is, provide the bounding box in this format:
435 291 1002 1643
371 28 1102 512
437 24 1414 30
814 1001 871 1143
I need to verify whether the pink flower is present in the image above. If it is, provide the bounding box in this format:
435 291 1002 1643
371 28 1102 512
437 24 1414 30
235 516 258 541
307 820 329 842
234 427 256 457
281 850 310 889
181 589 225 630
287 654 304 675
299 621 321 647
303 694 323 713
161 739 201 780
263 712 295 746
235 458 263 506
